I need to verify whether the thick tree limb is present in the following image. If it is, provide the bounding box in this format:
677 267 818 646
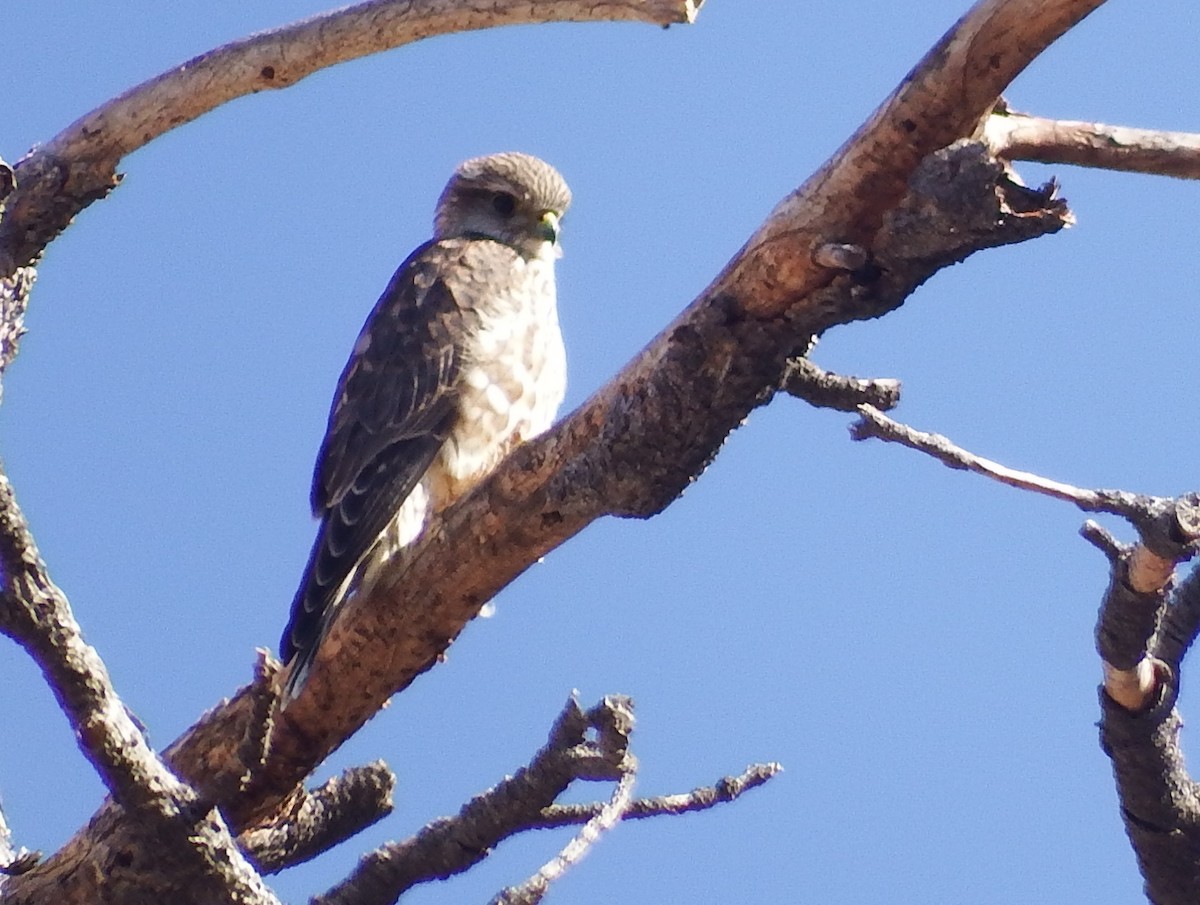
706 0 1104 317
1100 688 1200 905
260 138 1072 825
0 0 697 276
986 110 1200 180
0 468 280 904
1100 565 1200 905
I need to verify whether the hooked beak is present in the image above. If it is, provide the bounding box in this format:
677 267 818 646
537 210 561 245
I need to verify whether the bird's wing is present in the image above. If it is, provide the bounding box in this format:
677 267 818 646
280 239 473 666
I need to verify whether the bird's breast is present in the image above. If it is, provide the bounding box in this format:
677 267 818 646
436 258 566 499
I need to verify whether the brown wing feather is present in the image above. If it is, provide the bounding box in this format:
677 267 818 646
280 240 470 667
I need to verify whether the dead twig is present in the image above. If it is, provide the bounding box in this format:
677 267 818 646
782 358 901 413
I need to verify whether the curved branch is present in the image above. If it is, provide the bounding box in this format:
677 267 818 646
0 0 697 273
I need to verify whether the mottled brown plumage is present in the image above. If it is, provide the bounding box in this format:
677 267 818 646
280 153 571 700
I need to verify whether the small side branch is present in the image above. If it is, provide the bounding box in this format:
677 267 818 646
492 698 638 905
782 358 901 413
851 405 1199 535
851 403 1120 508
533 762 781 827
312 696 777 905
850 405 1200 708
240 762 396 874
986 111 1200 180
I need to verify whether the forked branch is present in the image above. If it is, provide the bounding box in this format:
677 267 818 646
311 697 776 905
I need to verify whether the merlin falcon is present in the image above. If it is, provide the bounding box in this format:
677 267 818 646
280 152 572 700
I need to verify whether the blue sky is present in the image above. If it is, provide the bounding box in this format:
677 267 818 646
3 2 1199 902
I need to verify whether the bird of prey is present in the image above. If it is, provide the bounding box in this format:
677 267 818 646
280 152 572 700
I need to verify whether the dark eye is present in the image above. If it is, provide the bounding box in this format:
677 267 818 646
491 192 516 217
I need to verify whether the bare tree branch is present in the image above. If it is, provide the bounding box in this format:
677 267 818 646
0 0 698 275
0 469 181 809
851 382 1200 903
782 358 901 413
852 405 1200 552
0 155 30 407
494 772 636 905
1081 519 1126 564
1155 564 1200 671
986 110 1200 180
707 0 1104 317
1095 561 1172 712
240 762 396 874
493 698 638 905
1099 566 1200 905
1099 677 1200 905
311 696 618 905
303 697 770 905
852 403 1129 508
261 138 1072 824
535 762 781 827
0 467 280 904
848 403 1200 714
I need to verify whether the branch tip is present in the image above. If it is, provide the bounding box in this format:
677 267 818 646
784 361 901 413
1081 520 1125 563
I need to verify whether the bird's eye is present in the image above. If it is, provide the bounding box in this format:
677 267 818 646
491 192 517 217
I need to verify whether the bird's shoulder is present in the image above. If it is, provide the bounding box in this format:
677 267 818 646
309 235 526 513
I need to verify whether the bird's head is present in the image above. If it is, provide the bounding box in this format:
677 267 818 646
434 152 572 261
